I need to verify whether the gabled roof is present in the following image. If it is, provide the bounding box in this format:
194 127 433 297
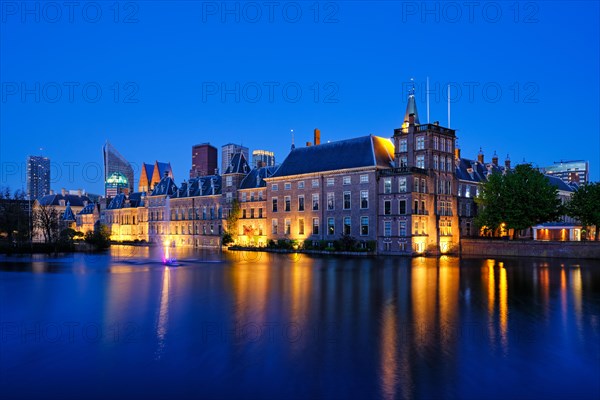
107 192 146 209
156 162 172 178
545 174 575 192
62 202 76 221
128 192 146 207
175 176 222 198
224 153 250 174
150 176 178 197
239 166 278 190
38 193 91 207
271 135 394 178
143 163 154 180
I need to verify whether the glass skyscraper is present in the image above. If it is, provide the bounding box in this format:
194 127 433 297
103 141 134 197
26 155 50 200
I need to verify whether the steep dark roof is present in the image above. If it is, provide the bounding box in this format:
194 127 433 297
128 192 146 207
174 176 222 198
62 203 76 221
224 153 250 174
271 135 394 178
150 176 178 196
38 193 91 207
77 202 97 215
107 193 126 210
546 175 575 192
455 158 505 183
240 166 278 190
403 93 420 125
156 162 172 178
143 163 154 179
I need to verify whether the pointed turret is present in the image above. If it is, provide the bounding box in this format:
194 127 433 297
402 85 420 129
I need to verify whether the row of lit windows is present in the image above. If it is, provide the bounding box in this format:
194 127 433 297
240 191 264 202
271 191 369 212
383 177 427 194
148 223 221 236
397 136 453 153
433 155 453 172
241 208 263 219
271 175 370 192
271 216 370 236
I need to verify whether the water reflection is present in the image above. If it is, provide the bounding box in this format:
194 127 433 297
0 251 599 399
155 267 171 360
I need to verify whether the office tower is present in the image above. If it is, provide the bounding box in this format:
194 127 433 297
26 155 50 200
190 143 218 178
103 141 134 198
221 143 249 175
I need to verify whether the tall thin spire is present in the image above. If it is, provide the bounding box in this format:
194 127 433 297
402 79 420 128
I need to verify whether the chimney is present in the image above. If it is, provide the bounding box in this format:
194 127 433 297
477 147 484 164
492 151 499 166
505 154 511 170
454 146 461 160
306 142 312 147
164 170 169 178
61 188 66 196
314 128 321 145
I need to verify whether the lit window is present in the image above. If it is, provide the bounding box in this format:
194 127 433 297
384 179 391 194
399 221 407 237
284 219 291 234
343 176 351 185
399 139 407 152
398 178 407 193
327 218 335 235
298 218 304 235
360 174 369 183
416 136 425 150
416 155 425 169
226 176 232 187
272 219 278 234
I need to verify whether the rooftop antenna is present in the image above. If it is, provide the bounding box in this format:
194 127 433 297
426 77 430 124
290 129 295 150
447 84 451 128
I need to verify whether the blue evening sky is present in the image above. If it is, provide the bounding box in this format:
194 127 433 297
1 1 599 194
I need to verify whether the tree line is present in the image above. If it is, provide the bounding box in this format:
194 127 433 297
475 164 600 240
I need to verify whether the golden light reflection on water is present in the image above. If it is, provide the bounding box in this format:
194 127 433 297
439 256 459 346
155 267 170 360
380 302 398 400
485 260 496 345
561 268 567 327
411 258 437 350
570 267 582 331
499 264 508 351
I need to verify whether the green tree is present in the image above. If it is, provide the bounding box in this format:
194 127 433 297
0 188 30 243
475 172 505 236
223 199 240 245
84 224 111 249
567 182 600 241
476 164 562 238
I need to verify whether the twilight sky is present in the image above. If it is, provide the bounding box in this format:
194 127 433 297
1 1 599 194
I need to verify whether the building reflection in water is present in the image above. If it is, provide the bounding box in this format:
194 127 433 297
499 262 508 352
155 267 171 360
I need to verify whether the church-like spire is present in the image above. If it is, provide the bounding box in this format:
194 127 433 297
402 81 420 128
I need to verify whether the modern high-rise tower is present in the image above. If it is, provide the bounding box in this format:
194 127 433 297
190 143 218 178
221 143 249 175
252 150 275 168
103 141 134 198
26 155 50 200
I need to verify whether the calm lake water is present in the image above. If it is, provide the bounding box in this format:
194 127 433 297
1 246 599 399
